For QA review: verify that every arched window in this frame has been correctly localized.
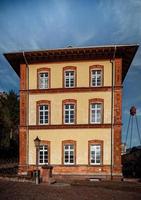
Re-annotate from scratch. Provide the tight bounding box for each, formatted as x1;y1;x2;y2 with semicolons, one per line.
62;99;77;124
37;68;51;89
88;140;103;165
63;66;77;88
38;140;50;165
36;100;51;125
89;98;104;124
89;65;104;87
62;140;76;165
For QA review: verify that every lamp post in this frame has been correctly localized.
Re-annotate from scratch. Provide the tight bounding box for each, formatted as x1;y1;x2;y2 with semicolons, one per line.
34;136;41;184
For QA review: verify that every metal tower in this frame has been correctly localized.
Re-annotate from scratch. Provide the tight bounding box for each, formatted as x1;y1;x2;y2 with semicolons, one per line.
125;106;141;148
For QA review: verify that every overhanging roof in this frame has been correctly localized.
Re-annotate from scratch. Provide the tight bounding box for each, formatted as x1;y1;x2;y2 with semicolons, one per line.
4;44;139;82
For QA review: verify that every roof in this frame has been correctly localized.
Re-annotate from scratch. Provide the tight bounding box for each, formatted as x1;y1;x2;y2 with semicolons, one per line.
4;44;139;81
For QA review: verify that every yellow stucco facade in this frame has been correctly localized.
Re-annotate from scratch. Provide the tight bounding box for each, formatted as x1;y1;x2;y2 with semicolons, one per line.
29;60;112;89
29;92;111;125
28;129;111;165
27;60;113;169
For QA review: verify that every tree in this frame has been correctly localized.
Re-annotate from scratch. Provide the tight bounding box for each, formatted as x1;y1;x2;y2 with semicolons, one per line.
0;91;19;158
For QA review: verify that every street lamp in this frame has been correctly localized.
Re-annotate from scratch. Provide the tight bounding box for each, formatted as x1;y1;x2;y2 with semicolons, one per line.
34;136;41;184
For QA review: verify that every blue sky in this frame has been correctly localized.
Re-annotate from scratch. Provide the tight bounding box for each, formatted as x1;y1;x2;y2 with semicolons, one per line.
0;0;141;147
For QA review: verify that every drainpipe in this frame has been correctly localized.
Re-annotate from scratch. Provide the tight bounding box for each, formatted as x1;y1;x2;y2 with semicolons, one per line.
22;52;29;172
110;46;116;180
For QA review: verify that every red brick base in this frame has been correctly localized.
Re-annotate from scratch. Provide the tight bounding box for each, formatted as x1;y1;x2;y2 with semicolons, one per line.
24;164;122;181
53;165;110;174
52;165;122;181
53;174;122;182
18;165;28;175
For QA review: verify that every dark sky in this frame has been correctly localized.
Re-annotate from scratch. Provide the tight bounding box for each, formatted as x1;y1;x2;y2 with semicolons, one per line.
0;0;141;147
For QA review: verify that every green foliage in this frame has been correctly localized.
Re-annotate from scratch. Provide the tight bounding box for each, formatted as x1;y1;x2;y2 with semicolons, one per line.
122;148;141;178
0;90;19;158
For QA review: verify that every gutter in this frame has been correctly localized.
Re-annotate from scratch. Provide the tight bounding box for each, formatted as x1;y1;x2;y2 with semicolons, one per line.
110;45;116;180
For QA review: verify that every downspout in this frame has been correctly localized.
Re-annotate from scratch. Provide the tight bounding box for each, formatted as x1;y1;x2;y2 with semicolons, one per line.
22;52;29;172
110;46;116;180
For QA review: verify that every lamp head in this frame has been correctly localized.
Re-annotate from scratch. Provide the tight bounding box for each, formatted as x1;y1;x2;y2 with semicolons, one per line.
34;136;41;148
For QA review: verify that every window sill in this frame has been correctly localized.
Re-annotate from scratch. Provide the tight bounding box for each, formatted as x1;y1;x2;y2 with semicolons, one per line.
89;164;103;166
63;123;76;125
38;88;49;90
63;164;76;166
39;164;49;166
90;85;103;87
38;123;49;125
90;122;102;124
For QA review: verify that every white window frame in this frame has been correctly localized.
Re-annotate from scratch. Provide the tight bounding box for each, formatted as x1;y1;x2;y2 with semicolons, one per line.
64;104;75;124
39;105;49;125
91;69;102;87
39;72;49;89
64;70;75;88
64;144;74;165
39;145;48;165
90;103;102;124
90;144;101;165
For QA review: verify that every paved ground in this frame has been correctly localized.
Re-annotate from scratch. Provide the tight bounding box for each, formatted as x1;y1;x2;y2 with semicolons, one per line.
0;179;141;200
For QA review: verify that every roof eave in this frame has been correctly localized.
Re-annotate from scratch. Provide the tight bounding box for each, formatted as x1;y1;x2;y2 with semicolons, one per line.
4;44;139;82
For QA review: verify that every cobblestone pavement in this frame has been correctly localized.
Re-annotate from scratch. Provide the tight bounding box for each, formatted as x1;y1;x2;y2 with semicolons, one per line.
0;179;141;200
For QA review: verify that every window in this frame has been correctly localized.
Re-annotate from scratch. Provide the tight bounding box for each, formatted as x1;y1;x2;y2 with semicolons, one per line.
89;65;103;87
65;71;75;87
91;70;102;86
39;105;49;124
39;73;49;89
62;140;76;165
36;100;51;125
63;99;77;124
64;144;74;165
63;66;76;88
37;68;50;89
90;145;101;165
89;99;103;124
90;103;102;124
64;104;75;124
88;140;103;165
39;145;48;164
38;141;50;165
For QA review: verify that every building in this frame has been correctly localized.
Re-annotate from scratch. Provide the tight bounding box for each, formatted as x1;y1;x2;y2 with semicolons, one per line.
4;44;138;180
